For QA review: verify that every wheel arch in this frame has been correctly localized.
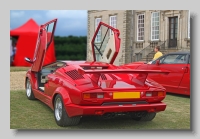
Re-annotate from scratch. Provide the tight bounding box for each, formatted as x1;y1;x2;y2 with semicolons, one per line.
25;72;36;90
51;87;72;110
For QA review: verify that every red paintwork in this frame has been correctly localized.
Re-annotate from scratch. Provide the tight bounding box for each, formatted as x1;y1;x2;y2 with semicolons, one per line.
124;56;190;96
31;19;57;72
25;19;168;119
65;102;166;117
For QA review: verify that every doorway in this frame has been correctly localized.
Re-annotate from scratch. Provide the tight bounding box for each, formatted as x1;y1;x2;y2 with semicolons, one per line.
169;16;178;48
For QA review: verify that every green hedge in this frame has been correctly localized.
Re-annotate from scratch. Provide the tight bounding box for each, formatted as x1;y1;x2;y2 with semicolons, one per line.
54;36;87;60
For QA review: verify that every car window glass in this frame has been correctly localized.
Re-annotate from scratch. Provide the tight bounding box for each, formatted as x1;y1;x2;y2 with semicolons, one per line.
188;55;190;64
45;22;55;48
92;25;116;63
151;56;163;64
162;54;187;64
159;56;165;64
175;54;187;63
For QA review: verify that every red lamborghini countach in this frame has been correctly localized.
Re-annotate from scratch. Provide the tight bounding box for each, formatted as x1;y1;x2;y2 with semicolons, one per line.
25;18;169;127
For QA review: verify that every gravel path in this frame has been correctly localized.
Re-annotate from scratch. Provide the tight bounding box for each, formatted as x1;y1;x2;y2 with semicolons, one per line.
10;71;26;91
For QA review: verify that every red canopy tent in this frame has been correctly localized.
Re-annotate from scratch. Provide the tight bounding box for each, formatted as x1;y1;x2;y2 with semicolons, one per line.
10;18;56;67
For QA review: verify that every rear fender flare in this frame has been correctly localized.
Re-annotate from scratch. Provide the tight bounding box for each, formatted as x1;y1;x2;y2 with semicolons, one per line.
52;87;72;110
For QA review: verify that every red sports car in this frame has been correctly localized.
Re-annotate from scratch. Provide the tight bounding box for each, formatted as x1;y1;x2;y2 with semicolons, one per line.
25;18;169;127
123;52;190;96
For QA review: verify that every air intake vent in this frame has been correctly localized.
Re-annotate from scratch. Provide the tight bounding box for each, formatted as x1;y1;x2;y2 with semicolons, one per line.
109;74;118;80
101;74;107;80
66;70;84;80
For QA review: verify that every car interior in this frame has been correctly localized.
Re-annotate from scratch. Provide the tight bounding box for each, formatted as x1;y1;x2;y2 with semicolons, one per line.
37;61;66;92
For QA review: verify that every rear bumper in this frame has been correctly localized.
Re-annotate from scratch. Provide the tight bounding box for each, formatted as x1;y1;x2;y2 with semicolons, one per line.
65;102;166;117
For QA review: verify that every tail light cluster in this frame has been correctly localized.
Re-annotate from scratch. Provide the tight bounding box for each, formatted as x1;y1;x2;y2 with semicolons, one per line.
145;91;165;97
83;93;104;99
83;91;165;100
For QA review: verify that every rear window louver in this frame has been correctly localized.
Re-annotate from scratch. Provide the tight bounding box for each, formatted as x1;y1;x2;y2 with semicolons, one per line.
65;70;84;80
109;74;118;80
101;74;107;80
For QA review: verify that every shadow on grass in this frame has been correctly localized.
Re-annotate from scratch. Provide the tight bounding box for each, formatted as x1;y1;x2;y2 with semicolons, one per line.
10;90;190;130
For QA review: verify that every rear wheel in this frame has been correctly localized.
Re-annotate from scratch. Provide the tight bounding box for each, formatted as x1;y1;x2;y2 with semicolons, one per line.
26;78;35;100
54;94;81;126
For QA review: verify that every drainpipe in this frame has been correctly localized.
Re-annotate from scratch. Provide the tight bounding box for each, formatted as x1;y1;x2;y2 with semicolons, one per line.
162;11;166;49
163;11;165;49
180;11;182;49
130;11;132;62
130;10;134;62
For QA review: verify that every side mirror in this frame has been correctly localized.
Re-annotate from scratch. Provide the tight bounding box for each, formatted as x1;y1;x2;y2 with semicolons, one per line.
156;60;160;66
25;57;33;64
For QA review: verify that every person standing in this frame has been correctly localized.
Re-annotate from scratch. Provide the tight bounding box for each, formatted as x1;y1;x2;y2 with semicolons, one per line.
153;46;163;60
10;38;13;66
12;41;17;61
148;46;163;64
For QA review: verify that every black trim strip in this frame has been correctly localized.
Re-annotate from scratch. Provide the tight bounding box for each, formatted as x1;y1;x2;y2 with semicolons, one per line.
101;101;148;106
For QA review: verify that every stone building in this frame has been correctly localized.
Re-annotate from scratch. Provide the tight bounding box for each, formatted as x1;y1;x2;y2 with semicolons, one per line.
87;10;190;65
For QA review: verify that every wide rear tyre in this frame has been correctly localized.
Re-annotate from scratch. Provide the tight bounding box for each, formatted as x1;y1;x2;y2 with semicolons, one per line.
54;94;81;127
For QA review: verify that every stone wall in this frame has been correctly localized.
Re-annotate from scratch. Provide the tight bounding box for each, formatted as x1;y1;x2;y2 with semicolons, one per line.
87;10;190;64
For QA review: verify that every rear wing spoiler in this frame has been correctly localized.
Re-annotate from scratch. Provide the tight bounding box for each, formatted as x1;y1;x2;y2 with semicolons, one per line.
78;68;169;85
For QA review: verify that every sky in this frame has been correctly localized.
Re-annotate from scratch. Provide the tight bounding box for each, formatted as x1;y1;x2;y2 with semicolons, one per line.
10;10;87;36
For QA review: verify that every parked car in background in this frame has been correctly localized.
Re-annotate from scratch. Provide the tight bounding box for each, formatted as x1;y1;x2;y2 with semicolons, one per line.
123;52;190;96
24;18;169;127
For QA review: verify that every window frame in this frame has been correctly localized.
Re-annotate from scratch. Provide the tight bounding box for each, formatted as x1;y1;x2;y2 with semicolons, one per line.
109;15;117;35
137;13;145;41
95;18;102;43
151;12;160;41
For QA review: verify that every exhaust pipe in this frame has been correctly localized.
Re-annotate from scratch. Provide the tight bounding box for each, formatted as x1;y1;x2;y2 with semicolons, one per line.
102;113;116;119
130;111;147;118
136;112;143;117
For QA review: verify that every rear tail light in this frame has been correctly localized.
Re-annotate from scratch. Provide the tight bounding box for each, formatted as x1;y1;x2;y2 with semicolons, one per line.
145;91;165;97
146;92;152;97
97;93;104;98
158;91;165;96
83;93;104;99
146;92;157;97
83;93;90;99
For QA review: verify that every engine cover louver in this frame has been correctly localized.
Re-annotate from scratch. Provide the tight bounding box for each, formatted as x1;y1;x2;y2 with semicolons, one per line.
109;74;118;80
101;74;107;80
66;70;84;80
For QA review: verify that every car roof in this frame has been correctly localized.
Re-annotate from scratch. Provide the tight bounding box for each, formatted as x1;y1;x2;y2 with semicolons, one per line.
165;51;190;55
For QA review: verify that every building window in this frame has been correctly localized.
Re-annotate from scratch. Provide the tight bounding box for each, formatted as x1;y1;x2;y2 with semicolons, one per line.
95;18;101;42
110;15;117;35
188;10;190;38
137;14;145;41
151;12;160;40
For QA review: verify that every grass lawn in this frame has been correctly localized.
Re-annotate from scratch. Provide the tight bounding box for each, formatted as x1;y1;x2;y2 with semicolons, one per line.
10;90;190;130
